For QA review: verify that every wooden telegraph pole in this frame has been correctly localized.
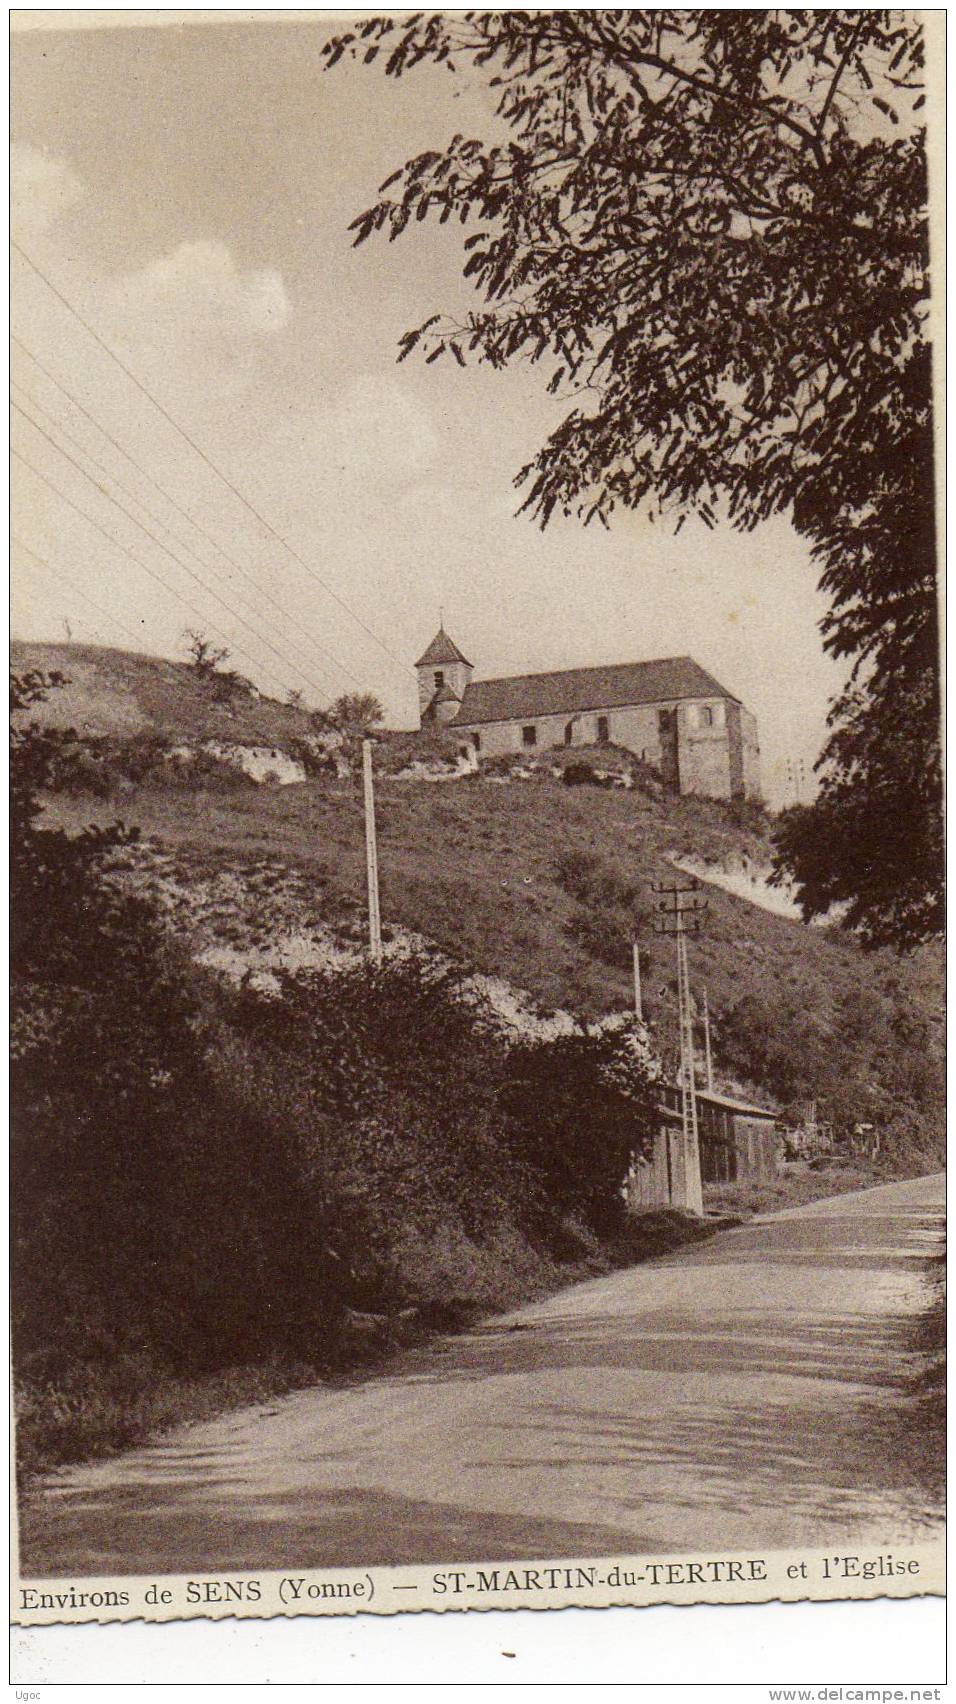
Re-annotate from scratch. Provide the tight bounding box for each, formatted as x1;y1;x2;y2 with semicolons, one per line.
653;878;708;1215
632;940;643;1023
702;986;714;1092
362;738;382;962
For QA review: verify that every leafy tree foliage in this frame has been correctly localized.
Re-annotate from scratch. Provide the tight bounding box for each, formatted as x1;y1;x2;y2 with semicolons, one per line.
12;674;660;1469
182;629;255;701
329;690;386;768
772;665;942;948
11;670;148;1000
499;1023;660;1232
330;690;386;734
326;10;939;948
11;671;336;1417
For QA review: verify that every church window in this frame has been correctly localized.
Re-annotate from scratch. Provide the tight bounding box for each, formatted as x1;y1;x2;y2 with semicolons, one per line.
472;732;481;752
522;724;537;748
434;670;444;689
564;721;574;746
698;704;714;728
597;715;610;743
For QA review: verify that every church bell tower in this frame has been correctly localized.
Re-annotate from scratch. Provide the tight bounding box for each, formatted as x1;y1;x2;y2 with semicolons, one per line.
414;626;473;728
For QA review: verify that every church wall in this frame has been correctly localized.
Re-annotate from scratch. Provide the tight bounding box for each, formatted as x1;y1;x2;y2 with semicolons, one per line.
723;703;762;801
456;701;667;763
591;703;664;763
677;700;733;800
455;712;570;758
454;693;756;802
740;706;762;800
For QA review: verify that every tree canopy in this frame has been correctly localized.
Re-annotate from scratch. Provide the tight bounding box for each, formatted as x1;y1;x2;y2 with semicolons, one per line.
326;9;940;949
329;691;386;735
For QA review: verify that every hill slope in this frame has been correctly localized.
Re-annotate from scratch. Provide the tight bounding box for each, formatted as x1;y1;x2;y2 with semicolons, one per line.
15;640;944;1165
11;639;316;749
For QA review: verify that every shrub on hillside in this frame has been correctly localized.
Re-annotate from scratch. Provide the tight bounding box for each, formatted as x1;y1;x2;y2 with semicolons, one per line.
183;631;256;701
161;747;259;792
565;907;635;971
498;1022;659;1233
12;674;661;1472
555;850;647;969
554;848;639;911
224;959;659;1258
288;734;342;779
562;760;604;788
19;720;262;799
714;993;817;1105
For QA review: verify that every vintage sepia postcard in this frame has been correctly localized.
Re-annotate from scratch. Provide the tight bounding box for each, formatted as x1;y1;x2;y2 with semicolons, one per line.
10;6;944;1646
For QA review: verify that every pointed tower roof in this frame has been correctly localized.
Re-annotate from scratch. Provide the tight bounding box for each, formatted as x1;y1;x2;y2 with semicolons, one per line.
431;681;462;705
415;627;472;669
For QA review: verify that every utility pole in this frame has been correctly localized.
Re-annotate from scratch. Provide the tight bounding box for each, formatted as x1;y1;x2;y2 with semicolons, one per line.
362;738;382;962
702;986;714;1092
632;940;643;1024
653;878;708;1215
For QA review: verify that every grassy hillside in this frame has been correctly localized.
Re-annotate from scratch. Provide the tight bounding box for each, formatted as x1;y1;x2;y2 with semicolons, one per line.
17;641;943;1170
12;642;943;1474
11;639;316;750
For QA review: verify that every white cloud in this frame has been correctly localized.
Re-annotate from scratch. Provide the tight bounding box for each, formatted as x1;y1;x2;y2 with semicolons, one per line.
95;239;292;402
11;143;86;242
104;239;290;339
324;376;439;475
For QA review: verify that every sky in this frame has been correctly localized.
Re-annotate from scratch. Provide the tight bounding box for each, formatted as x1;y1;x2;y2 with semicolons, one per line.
11;14;847;805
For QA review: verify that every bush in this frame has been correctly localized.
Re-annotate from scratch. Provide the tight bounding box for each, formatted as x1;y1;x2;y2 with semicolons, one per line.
562;761;604;787
564;907;634;970
554;848;638;911
164;748;258;791
715;993;817;1104
12;680;662;1474
555;850;646;969
12;671;666;1475
288;735;341;779
498;1022;659;1233
109;731;171;784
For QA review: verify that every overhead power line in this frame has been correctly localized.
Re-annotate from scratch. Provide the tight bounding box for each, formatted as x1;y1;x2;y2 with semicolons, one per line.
13;534;153;653
12;400;336;705
13;240;415;680
12;444;297;703
11;338;364;692
11;388;342;701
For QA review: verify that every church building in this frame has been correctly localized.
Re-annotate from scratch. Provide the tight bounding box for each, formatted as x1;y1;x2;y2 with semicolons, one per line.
415;627;761;802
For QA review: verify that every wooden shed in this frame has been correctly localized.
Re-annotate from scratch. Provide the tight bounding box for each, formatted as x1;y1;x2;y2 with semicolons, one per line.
628;1085;779;1211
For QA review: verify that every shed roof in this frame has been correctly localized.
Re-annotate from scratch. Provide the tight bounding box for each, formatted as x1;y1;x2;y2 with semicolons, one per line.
698;1089;778;1120
453;656;737;727
660;1083;778;1121
415;628;473;669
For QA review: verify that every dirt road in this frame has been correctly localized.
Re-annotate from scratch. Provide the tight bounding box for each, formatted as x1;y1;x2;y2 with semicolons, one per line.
19;1174;944;1576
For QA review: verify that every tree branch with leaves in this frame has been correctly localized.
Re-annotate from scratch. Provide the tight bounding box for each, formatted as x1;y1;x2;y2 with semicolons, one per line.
326;9;939;948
